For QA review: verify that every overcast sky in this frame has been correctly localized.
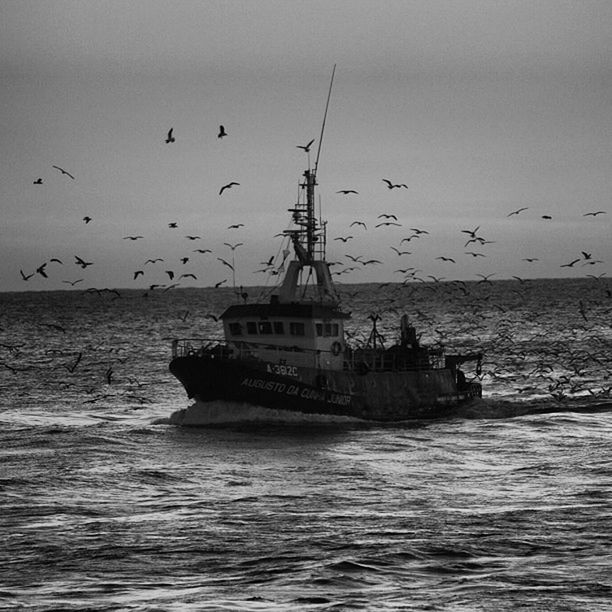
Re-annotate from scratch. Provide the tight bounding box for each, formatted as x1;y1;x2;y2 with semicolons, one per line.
1;0;610;292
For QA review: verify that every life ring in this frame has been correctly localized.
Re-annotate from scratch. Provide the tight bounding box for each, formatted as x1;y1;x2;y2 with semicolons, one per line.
330;341;342;356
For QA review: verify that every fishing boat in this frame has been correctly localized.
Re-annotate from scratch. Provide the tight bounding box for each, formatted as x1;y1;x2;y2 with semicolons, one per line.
168;75;482;426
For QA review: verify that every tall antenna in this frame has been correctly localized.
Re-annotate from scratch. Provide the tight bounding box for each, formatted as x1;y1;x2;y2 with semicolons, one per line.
313;64;336;178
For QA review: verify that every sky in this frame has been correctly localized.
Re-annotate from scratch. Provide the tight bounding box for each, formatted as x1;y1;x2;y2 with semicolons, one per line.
1;0;610;292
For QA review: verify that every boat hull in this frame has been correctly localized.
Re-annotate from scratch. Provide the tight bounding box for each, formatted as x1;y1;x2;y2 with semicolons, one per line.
169;354;481;424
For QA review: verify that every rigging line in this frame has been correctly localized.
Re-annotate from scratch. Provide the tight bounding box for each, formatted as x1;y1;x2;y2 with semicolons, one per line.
313;64;336;179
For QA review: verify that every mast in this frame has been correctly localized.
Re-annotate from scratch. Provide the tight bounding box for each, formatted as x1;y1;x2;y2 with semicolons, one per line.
277;66;339;304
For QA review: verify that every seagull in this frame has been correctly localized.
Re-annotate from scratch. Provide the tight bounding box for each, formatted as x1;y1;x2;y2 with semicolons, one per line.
75;255;93;268
378;214;398;220
350;221;367;229
465;252;486;258
581;251;592;260
185;235;201;240
224;242;243;251
297;139;315;153
507;207;529;217
123;235;144;240
541;215;552;220
133;270;144;279
145;258;164;264
390;247;412;256
180;257;189;264
36;263;48;278
375;221;402;227
410;228;429;235
382;179;407;189
583;211;606;217
179;273;197;280
228;224;244;229
62;279;84;286
334;236;353;242
461;226;480;238
52;165;75;180
219;182;240;195
33;178;43;184
560;259;580;268
193;249;212;254
165;271;175;280
214;279;227;288
476;273;495;284
522;257;539;262
165;128;175;143
168;222;178;228
217;258;234;270
20;269;34;281
337;189;358;195
436;256;456;263
83;216;92;224
218;125;227;138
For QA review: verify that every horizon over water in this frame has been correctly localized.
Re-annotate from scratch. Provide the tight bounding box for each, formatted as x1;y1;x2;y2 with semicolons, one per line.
1;278;611;610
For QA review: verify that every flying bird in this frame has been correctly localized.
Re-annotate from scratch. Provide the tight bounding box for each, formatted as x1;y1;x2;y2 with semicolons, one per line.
219;182;240;195
62;279;83;286
218;125;227;138
165;128;175;143
83;216;92;224
193;249;212;254
378;214;398;220
507;207;529;217
350;221;367;229
375;221;402;227
217;257;234;271
583;211;606;217
20;269;34;281
36;263;48;278
133;270;144;279
436;257;456;263
224;242;243;251
541;215;552;220
123;235;144;240
168;222;178;228
145;258;164;264
390;247;411;256
214;279;227;288
560;259;580;268
33;178;43;184
228;224;244;229
297;139;315;152
179;273;197;280
382;179;407;189
334;236;353;242
337;190;358;195
52;165;75;180
165;271;175;280
74;255;93;268
185;235;201;240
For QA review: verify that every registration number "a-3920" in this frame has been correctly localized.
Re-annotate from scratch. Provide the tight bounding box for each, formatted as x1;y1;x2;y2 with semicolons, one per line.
266;363;298;377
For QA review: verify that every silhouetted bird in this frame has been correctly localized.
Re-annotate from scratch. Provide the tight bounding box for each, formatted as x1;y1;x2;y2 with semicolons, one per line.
214;279;227;288
382;179;407;189
168;222;178;228
507;207;528;216
228;224;244;229
218;125;227;138
583;211;606;216
337;190;358;195
219;182;240;195
123;235;143;240
83;216;92;224
133;270;144;279
52;165;75;180
33;178;43;184
350;221;367;229
165;128;175;143
75;255;93;269
297;139;315;152
542;215;552;220
185;235;201;240
20;270;34;281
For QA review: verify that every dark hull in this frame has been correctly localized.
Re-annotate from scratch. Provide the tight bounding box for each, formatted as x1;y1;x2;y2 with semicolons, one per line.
169;355;481;424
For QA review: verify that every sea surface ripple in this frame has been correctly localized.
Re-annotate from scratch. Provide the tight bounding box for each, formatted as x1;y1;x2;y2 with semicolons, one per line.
1;279;611;610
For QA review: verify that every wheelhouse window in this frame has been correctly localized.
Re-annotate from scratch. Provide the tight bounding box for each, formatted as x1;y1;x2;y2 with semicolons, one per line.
258;321;273;335
289;322;305;336
246;322;258;335
228;322;242;336
316;322;339;337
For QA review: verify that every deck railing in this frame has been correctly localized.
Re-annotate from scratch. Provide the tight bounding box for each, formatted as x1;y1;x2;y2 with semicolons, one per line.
171;338;444;373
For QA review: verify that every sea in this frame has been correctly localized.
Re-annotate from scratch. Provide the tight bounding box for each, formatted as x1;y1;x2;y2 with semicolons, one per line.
1;278;611;611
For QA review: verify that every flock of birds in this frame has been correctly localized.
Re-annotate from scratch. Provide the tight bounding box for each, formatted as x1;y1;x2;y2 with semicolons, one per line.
22;126;608;297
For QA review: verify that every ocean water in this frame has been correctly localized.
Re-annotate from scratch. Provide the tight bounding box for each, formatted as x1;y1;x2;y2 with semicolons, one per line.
1;279;611;611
